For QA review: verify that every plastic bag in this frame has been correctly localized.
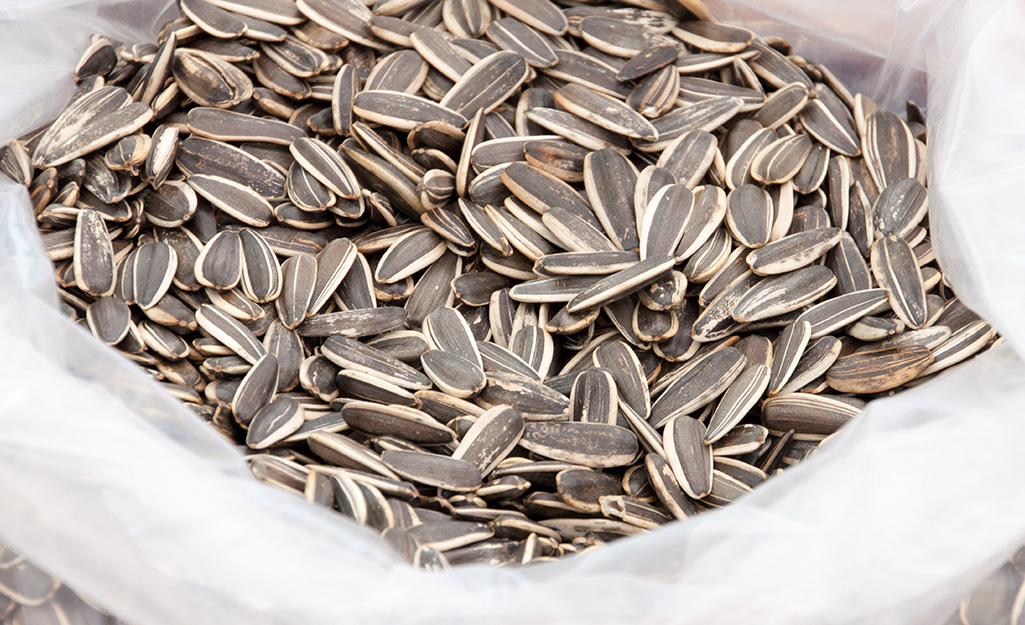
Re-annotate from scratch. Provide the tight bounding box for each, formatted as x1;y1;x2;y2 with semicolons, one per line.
2;0;1025;623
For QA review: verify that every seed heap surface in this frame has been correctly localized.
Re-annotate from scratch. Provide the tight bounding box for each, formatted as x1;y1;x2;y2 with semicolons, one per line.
3;0;999;568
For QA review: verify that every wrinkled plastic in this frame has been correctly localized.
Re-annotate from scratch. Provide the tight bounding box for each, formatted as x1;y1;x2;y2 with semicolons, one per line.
2;0;1025;624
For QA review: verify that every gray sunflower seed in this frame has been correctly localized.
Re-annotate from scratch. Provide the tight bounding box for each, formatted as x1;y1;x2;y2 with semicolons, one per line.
478;340;540;380
566;255;674;313
767;321;812;396
760;393;863;437
128;241;178;308
343;401;456;444
323;336;432;390
792;142;830;194
672;21;754;53
287;162;335;211
297;307;407;338
826;344;933;394
644;453;698;520
600;495;671;529
196;303;267;364
195;230;244;290
873;177;928;239
186;107;305;145
86;296;131;345
172;48;254;109
485;17;556;68
628;65;680;119
188;174;275;227
73;208;115;297
452;405;525;475
421;349;487;397
649;347;746;428
750;134;813;185
555;83;657;141
711;423;769;457
732;265;837;323
726;184;773;248
826;232;873;295
177;137;286;199
747;227;841;275
751;83;810;130
486;0;566;36
571;369;618;425
778;336;843;395
921;320;996;377
382;450;482;491
534;251;639;276
407;519;494;551
663;415;713;499
691;268;758;342
655;130;715;188
238;228;283;303
674;185;727;262
526;107;633;154
443;0;492;38
231;353;279;426
578;16;679;58
375;228;448;284
863;111;917;191
637;96;745;153
640;184;692;260
795;289;890;339
289;137;360;199
247;396;305;449
870;233;927;329
578;149;638;251
594;340;650;422
140;181;197;228
543;49;632;100
557;469;622;514
440;51;530;117
308;432;399;480
799;84;860;157
617;45;679;81
477;372;569;421
541;208;618;254
520;422;638;468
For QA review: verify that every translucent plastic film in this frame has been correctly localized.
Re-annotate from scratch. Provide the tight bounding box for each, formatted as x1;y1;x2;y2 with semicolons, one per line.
2;1;1025;624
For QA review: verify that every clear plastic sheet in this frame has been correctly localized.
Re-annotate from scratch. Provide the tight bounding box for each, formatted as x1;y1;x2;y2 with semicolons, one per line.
2;0;1025;623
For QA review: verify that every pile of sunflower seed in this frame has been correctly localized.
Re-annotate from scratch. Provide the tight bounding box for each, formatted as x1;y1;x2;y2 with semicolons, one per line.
1;0;1000;568
0;543;125;625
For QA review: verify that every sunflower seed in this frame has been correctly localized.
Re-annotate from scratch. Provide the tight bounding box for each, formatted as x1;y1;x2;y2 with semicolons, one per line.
72;209;115;297
795;289;890;339
663;415;712;499
555;83;657;141
451;405;524;475
800;84;860;157
441;51;530;117
760;393;862;437
732;265;837;323
863;111;917;191
382;450;482;491
342;401;456;444
826;344;933;394
871;233;927;329
726;184;773;249
649;347;746;428
486;0;566;36
231;354;279;426
128;242;178;308
519;422;638;468
322;336;432;390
